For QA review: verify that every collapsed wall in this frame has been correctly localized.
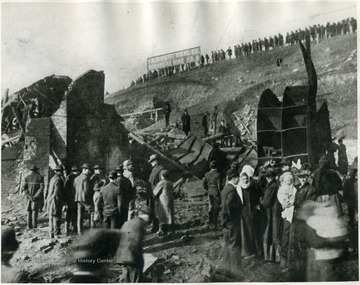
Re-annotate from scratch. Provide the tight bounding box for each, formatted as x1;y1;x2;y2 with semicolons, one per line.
65;70;129;171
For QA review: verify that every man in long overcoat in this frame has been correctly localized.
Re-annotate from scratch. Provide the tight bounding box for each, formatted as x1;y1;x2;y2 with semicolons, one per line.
63;166;80;234
74;163;94;234
220;169;242;276
181;109;191;136
114;205;151;283
153;170;174;237
203;160;223;229
23;164;44;229
148;154;165;232
100;171;122;229
115;166;135;228
260;168;282;262
46;165;65;238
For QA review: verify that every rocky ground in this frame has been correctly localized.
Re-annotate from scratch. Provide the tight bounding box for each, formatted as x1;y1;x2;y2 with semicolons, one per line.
1;180;358;283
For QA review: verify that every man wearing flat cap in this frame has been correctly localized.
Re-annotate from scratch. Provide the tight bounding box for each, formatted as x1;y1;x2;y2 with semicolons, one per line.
148;154;165;233
46;165;65;238
114;205;152;283
23;164;44;229
99;171;122;229
220;168;242;276
203;160;223;230
64;166;80;234
74;163;94;235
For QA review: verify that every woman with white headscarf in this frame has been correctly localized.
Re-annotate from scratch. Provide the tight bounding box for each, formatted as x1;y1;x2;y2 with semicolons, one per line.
237;165;263;259
277;172;297;269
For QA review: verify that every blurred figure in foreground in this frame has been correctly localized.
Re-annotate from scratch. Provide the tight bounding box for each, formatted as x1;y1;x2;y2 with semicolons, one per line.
114;205;152;283
1;226;28;283
296;167;349;281
69;229;120;283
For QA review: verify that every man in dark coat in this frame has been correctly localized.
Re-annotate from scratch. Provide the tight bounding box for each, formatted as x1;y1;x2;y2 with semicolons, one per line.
23;164;44;229
74;163;94;235
115;166;135;228
260;168;282;262
164;103;171;128
1;226;28;283
220;169;242;277
181;109;191;136
201;111;209;137
114;205;151;283
46;165;65;238
203;160;223;230
64;166;80;234
148;154;165;232
100;171;122;229
90;165;109;191
337;138;348;175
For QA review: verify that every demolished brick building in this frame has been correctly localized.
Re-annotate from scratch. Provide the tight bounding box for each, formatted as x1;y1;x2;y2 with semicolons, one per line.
2;70;129;191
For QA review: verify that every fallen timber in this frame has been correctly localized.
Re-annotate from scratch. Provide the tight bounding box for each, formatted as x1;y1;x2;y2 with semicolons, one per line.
129;131;199;179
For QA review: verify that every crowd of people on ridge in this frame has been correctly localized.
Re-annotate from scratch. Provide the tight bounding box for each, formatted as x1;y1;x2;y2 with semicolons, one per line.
129;17;356;87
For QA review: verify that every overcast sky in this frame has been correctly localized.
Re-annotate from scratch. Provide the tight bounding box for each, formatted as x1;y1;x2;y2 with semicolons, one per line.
1;0;357;95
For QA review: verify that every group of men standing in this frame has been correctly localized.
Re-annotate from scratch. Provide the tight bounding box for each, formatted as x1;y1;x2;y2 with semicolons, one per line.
23;161;136;238
22;152;176;241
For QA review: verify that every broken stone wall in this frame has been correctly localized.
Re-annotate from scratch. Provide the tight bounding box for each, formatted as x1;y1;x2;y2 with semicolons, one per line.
66;70;129;171
22;118;51;189
50;98;67;163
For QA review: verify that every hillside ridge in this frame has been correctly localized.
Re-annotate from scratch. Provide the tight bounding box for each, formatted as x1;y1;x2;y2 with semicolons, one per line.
106;33;357;139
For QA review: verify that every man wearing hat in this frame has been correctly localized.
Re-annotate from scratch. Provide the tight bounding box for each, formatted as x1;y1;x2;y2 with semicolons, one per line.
99;171;122;229
46;165;65;238
74;163;94;235
294;170;315;209
115;165;135;228
90;165;109;192
2;226;28;282
123;160;135;187
181;109;191;136
220;168;242;276
148;154;165;232
260;168;282;262
153;169;175;237
203;160;223;230
114;205;152;283
23;164;44;229
64;166;80;234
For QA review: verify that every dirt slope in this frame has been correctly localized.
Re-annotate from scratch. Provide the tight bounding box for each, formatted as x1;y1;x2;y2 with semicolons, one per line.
106;33;357;140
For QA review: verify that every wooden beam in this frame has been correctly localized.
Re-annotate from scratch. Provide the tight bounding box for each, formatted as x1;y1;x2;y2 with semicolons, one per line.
129;132;199;179
203;132;225;142
121;108;163;117
219;147;244;153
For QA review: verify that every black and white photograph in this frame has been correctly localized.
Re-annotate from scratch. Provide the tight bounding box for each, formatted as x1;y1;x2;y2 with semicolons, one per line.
1;0;358;282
